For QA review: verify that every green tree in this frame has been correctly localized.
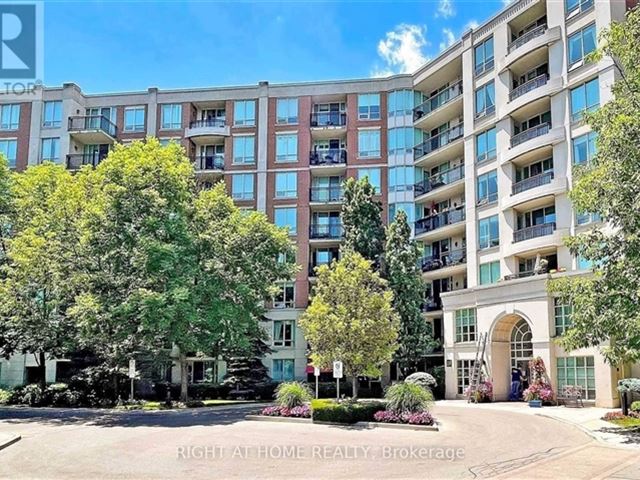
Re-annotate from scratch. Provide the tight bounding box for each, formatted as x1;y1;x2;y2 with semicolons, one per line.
385;210;435;377
0;156;12;269
299;251;399;398
548;9;640;364
341;177;385;265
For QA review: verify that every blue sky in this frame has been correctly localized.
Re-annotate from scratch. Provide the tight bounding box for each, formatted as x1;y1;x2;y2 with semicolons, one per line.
43;0;511;93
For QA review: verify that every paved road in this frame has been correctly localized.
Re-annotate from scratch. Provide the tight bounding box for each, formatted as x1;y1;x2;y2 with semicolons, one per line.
0;403;638;479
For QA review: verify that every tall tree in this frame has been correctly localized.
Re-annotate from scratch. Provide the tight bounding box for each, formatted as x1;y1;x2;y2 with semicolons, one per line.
385;211;435;377
341;177;385;265
300;251;399;398
548;8;640;364
0;156;12;269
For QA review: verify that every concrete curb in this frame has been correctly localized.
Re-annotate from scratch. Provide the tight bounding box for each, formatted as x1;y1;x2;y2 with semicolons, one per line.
245;415;311;424
0;434;21;451
245;415;438;431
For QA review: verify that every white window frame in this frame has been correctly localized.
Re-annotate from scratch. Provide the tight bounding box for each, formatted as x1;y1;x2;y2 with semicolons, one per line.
272;359;295;382
357;167;381;192
124;106;145;132
276;133;298;163
358;93;381;120
0;104;20;130
234;100;256;126
233;135;255;165
231;173;254;200
455;308;477;343
275;172;297;199
42;101;62;128
161;104;182;130
274;207;297;235
358;129;381;158
273;282;295;309
273;320;295;347
0;138;17;168
40;137;60;162
276;98;298;125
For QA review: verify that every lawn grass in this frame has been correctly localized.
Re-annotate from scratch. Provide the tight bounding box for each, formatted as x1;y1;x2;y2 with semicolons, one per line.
609;417;640;428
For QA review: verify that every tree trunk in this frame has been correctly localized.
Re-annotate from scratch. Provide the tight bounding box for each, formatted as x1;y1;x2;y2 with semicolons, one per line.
36;352;46;390
180;354;189;402
352;376;359;399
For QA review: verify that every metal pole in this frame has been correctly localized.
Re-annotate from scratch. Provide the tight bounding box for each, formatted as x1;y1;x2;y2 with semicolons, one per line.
336;379;340;401
130;378;134;402
315;375;319;399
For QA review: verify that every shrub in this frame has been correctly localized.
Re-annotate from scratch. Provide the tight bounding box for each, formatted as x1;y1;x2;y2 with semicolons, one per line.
631;401;640;413
373;410;435;425
261;406;283;416
0;389;11;405
274;382;312;409
465;380;493;403
523;382;554;403
185;400;205;408
603;411;626;421
384;383;434;414
260;405;311;418
47;383;82;408
405;372;437;390
618;378;640;394
16;384;45;406
311;399;385;424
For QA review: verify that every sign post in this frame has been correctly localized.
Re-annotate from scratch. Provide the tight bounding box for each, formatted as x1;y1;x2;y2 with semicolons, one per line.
333;361;343;401
128;359;136;401
313;366;320;399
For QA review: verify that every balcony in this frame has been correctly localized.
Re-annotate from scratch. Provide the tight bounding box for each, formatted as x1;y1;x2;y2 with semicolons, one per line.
512;171;553;195
421;249;466;273
309;224;343;240
508;25;547;55
310;112;347;130
310;186;343;203
67;115;117;144
413;82;463;129
66;153;107;170
413;123;464;166
421;297;442;313
510;123;550;148
414;164;464;200
309;149;347;167
509;75;549;102
501;26;561;73
192;154;224;173
503;270;536;281
185;119;230;143
415;206;465;237
513;222;555;243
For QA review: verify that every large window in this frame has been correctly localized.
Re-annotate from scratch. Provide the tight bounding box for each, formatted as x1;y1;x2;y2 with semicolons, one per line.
388;90;419;117
42;101;62;128
233;136;255;164
566;0;594;16
273;320;295;347
358;129;381;158
0;104;20;130
388;127;419;155
388;166;414;192
568;23;597;67
41;137;60;162
272;359;295;382
476;127;496;163
517;205;556;230
556;356;595;400
474;36;494;77
276;134;297;163
388;202;416;223
0;139;17;168
275;172;297;198
124;106;145;132
455;309;477;343
576;211;601;225
477;170;498;205
457;360;473;394
274;207;297;235
554;299;573;336
276;98;298;124
570;78;599;122
274;282;295;309
358;93;381;120
475;81;495;118
577;255;592;270
357;167;381;192
231;173;254;200
234;100;256;126
573;132;597;165
161;104;182;129
478;215;499;249
479;261;500;285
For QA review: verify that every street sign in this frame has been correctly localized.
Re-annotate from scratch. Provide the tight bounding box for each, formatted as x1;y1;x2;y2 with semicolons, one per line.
333;361;343;379
128;359;136;379
314;366;320;377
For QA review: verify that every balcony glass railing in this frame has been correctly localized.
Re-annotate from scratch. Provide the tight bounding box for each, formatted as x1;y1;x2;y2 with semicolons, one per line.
68;115;117;137
509;74;549;102
512;170;553;195
310;186;343;202
189;118;226;128
413;82;463;122
66;153;107;169
510;122;550;148
507;24;547;54
513;221;555;243
309;149;347;166
413;123;464;160
309;223;343;239
193;154;224;171
415;206;465;235
310;112;347;127
414;164;464;197
503;270;536;281
420;249;466;273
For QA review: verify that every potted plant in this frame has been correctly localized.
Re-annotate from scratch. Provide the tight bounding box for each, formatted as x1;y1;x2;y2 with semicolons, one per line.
523;357;554;407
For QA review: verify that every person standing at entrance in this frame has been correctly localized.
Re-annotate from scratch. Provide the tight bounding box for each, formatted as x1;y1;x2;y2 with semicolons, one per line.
509;368;521;401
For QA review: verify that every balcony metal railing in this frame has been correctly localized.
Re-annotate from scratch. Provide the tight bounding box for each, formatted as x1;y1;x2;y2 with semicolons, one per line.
421;297;442;312
513;221;556;243
189;118;226;128
413;81;463;122
510;122;550;148
507;24;547;54
509;74;549;102
310;186;343;203
68;115;117;137
193;154;224;171
512;170;554;195
503;270;536;281
420;249;466;273
415;206;465;235
66;153;107;170
309;223;343;240
309;149;347;166
414;164;465;197
413;123;464;160
310;112;347;127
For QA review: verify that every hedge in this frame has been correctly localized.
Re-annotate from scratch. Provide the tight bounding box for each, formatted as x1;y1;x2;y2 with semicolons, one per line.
311;399;386;424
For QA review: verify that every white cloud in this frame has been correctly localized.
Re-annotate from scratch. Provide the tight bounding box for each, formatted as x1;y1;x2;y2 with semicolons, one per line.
437;0;455;18
439;28;456;51
464;19;479;32
372;24;429;76
503;0;516;5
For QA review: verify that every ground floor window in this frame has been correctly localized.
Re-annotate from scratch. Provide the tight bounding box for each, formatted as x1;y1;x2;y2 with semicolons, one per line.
457;360;473;394
189;360;216;384
273;359;295;382
556;356;595;400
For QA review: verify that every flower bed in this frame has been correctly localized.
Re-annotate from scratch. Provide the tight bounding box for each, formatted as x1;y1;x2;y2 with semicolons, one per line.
373;410;435;425
261;405;311;418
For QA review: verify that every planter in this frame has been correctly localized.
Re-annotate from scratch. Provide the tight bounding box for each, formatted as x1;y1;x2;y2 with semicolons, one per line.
529;399;543;408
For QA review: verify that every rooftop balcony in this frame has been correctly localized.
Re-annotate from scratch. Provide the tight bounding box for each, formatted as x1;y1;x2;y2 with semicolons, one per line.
415;206;465;238
185;119;230;144
413;123;464;167
309;223;343;241
68;115;117;144
513;222;555;243
414;164;465;201
413;81;463;130
310;186;343;203
66;152;107;170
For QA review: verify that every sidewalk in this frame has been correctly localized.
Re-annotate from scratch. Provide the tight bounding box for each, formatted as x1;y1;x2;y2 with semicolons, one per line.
437;399;639;448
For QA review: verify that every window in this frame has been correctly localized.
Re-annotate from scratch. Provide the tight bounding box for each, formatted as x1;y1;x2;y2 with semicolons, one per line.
388;127;420;155
0;139;17;168
233;136;255;164
272;359;295;382
40;138;60;162
358;129;381;157
571;78;599;122
273;320;295;347
556;356;595;400
276;98;298;124
275;172;297;198
573;132;597;165
0;104;20;130
475;81;495;118
477;170;498;205
231;173;254;200
457;360;473;394
388;202;416;223
388;166;414;192
576;211;601;225
474;36;494;76
516;158;553;183
358;93;380;120
517;205;556;230
554;299;573;336
274;207;297;235
476;127;496;163
568;23;597;67
42;101;62;128
388;90;419;117
234;100;256;126
566;0;594;16
274;282;295;309
161;104;182;129
479;261;500;285
276;134;298;162
455;309;477;343
577;255;592;270
189;360;216;384
124;107;145;132
478;215;499;249
357;167;381;192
